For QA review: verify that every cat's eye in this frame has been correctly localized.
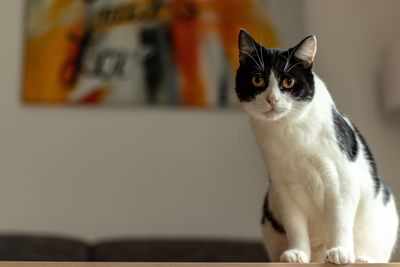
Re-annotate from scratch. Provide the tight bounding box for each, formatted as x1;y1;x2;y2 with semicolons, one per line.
252;76;265;88
282;77;296;89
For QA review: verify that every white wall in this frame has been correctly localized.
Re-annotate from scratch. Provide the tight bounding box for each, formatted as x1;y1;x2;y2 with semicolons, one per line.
265;0;304;46
0;0;301;241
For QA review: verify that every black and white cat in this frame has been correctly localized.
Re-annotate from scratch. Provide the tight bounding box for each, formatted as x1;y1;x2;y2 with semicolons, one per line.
235;29;398;264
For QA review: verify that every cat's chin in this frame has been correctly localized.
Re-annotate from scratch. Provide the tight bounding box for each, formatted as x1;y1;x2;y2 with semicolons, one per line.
242;103;291;122
252;110;289;122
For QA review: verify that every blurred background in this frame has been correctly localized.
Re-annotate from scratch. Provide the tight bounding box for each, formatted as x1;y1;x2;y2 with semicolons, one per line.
0;0;399;262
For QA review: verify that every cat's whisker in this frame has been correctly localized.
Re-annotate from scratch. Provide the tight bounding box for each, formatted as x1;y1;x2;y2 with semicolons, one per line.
227;47;264;70
260;36;265;70
232;114;247;153
239;50;263;70
284;50;290;70
286;62;303;73
284;48;296;72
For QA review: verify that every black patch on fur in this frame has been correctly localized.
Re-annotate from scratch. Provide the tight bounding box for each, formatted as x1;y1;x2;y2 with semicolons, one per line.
352;125;382;195
235;33;315;103
382;184;391;205
332;108;359;161
261;193;286;234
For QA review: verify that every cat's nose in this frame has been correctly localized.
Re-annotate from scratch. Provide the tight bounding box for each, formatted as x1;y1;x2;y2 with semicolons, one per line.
266;95;278;106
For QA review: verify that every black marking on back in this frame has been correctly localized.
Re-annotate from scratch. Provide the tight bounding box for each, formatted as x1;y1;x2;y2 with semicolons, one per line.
382;184;391;205
262;193;286;234
352;125;381;195
332;108;359;161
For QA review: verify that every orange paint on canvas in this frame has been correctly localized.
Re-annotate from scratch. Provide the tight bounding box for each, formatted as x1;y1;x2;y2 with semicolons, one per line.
23;22;85;103
170;0;207;107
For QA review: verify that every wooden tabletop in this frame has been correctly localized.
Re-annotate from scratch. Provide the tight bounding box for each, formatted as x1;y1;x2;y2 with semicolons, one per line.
0;263;396;267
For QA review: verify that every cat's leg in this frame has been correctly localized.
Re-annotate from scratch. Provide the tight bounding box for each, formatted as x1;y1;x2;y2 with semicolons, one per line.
276;193;311;263
353;200;377;263
353;196;398;263
324;183;357;264
261;190;288;261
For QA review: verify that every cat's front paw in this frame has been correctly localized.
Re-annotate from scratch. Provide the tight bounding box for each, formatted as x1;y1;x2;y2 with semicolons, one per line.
280;249;309;263
326;247;355;265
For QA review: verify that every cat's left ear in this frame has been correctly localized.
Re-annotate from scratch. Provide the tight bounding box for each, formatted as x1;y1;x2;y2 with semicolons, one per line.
238;29;261;64
293;35;317;64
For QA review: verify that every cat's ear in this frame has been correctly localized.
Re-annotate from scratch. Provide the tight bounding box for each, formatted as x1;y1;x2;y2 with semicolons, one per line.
293;35;317;64
238;29;261;64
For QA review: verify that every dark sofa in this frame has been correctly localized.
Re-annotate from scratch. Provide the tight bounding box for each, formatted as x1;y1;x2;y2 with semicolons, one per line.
0;235;269;262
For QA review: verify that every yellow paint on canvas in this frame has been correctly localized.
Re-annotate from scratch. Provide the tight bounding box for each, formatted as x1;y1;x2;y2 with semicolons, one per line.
23;22;84;103
46;0;75;22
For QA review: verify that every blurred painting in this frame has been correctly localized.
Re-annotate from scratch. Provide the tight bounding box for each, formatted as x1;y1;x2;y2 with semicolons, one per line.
22;0;278;107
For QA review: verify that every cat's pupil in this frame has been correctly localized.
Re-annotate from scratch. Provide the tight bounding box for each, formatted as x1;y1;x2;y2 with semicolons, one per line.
254;76;264;84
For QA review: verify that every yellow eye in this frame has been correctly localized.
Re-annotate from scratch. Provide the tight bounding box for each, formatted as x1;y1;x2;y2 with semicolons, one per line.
252;76;265;88
282;77;296;89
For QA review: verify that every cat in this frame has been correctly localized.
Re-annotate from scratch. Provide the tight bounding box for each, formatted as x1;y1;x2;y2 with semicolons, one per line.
235;29;399;264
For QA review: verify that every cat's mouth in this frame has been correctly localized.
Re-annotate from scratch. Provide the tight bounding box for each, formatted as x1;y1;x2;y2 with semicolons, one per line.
263;106;280;114
261;106;288;120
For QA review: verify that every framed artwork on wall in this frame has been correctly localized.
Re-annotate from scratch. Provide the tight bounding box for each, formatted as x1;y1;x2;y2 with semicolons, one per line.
22;0;278;107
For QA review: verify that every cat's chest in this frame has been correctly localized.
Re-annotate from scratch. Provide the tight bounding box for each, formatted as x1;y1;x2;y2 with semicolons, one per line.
255;124;331;167
253;122;335;209
266;145;328;211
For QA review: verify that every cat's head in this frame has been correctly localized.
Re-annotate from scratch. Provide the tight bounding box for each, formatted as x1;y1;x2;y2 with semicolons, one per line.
235;29;317;122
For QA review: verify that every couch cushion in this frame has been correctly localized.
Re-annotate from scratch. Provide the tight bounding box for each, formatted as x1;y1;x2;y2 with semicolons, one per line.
0;234;90;261
93;239;269;262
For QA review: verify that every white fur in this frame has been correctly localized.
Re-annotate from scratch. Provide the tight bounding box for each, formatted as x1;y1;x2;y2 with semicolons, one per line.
243;74;398;263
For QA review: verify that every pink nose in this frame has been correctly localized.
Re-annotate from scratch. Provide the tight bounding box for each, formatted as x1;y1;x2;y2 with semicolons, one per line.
266;95;278;106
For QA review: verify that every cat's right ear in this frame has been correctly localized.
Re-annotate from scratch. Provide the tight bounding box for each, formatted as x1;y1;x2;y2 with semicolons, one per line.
293;35;317;64
238;29;259;64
